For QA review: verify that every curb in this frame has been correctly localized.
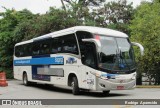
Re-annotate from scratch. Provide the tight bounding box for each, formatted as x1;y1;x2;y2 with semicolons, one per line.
136;86;160;88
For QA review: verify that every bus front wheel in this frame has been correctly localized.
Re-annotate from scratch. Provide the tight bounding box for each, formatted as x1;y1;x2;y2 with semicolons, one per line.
71;77;80;95
23;73;30;86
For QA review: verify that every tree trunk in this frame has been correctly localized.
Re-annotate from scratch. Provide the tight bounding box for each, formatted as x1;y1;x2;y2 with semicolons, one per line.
60;0;67;12
136;73;142;85
149;78;151;85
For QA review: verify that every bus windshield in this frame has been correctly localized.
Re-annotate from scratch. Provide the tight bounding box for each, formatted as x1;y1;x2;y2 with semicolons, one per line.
98;36;136;73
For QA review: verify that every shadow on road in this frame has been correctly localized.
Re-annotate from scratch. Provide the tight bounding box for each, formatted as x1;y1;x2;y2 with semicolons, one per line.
80;92;130;98
20;83;131;98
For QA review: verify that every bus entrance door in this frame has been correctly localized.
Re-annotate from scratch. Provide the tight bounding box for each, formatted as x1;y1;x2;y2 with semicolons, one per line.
80;43;97;89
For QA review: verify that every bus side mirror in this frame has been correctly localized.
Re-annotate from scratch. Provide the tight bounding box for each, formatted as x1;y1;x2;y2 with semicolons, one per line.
82;39;101;52
131;42;144;56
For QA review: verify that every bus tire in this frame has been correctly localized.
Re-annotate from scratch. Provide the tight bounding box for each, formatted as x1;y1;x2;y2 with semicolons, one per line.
71;77;80;95
102;90;110;95
23;73;30;86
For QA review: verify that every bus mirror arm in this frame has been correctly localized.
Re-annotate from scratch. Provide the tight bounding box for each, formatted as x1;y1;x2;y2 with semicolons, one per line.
131;42;144;56
82;39;102;52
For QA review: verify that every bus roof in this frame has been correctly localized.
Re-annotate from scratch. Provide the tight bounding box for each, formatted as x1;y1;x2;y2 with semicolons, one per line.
74;26;128;37
15;26;128;46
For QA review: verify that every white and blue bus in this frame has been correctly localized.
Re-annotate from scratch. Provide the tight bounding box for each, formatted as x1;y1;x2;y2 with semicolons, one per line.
14;26;144;95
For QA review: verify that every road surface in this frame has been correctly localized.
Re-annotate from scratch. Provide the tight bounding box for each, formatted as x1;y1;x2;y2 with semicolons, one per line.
0;80;160;108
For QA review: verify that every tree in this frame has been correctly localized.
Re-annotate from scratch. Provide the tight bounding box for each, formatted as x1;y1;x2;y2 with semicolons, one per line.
130;0;160;85
0;9;18;67
63;0;105;7
13;7;80;41
61;0;106;26
62;0;134;32
0;9;35;67
95;0;134;34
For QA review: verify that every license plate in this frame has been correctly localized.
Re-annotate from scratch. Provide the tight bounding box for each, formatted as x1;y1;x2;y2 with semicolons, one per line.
110;75;115;79
117;86;124;90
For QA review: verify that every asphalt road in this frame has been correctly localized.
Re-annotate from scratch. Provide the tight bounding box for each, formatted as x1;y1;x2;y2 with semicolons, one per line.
0;80;160;108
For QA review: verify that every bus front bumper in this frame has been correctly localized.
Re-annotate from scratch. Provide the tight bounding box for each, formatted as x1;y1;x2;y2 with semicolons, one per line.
97;78;136;91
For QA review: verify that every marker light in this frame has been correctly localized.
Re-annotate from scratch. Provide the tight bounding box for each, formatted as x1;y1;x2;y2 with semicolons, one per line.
95;35;100;40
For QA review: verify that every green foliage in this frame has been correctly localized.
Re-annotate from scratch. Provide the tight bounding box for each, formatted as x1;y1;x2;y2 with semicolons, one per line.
130;1;160;85
0;9;36;79
0;9;35;68
0;9;17;68
0;67;13;79
63;0;105;6
102;0;134;34
13;7;80;41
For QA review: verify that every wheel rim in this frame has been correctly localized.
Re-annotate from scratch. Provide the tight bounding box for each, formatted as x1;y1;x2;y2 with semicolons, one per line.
71;81;74;88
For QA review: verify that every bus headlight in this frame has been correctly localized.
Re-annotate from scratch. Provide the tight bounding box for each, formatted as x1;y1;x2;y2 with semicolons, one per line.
95;73;101;77
90;72;101;77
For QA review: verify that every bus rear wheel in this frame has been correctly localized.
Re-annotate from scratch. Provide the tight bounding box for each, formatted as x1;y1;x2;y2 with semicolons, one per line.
71;77;80;95
23;73;30;86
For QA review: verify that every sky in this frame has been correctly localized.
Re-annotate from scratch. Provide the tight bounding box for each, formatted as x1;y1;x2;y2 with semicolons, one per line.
0;0;151;14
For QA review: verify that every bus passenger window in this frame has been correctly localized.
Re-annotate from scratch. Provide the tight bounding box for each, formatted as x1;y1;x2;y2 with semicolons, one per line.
54;34;78;55
61;34;78;54
40;43;50;54
32;43;40;55
33;50;40;55
51;48;58;53
51;38;60;54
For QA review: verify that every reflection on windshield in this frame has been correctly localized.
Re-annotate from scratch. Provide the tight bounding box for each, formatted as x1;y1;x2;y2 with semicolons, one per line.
98;36;136;72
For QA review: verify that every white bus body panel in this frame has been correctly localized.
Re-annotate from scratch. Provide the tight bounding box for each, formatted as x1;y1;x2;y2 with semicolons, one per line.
14;56;32;80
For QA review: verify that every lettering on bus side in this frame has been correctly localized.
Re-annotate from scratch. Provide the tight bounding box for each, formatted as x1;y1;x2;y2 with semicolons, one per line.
14;57;64;65
66;57;77;64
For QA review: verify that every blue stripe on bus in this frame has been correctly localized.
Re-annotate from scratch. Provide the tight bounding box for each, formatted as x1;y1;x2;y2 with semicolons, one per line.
101;74;118;77
14;56;64;65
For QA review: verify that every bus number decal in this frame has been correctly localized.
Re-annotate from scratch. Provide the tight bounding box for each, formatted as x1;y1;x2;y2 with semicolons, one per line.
55;57;63;63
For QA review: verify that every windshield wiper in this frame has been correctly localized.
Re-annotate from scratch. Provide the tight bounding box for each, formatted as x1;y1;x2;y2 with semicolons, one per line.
112;50;119;71
119;50;131;72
